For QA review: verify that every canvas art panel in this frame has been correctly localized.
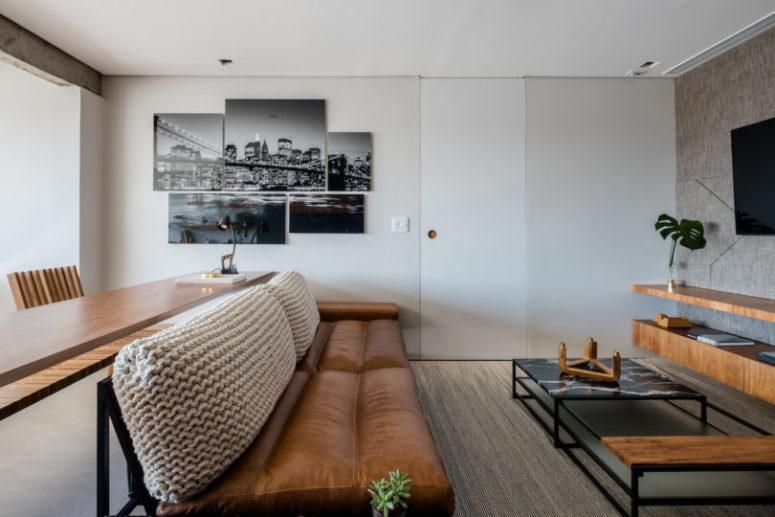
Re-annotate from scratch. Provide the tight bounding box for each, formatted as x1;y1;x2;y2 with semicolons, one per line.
168;193;286;244
154;114;224;191
289;194;365;234
224;100;326;192
327;132;372;191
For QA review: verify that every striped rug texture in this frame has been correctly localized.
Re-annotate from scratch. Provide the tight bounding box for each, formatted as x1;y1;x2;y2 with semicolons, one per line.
410;359;775;517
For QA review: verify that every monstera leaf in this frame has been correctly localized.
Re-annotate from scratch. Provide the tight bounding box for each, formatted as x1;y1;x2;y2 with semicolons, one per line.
655;213;706;268
655;214;706;249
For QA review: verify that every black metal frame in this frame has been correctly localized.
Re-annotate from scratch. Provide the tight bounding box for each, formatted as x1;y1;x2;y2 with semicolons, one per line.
97;378;159;517
512;359;775;517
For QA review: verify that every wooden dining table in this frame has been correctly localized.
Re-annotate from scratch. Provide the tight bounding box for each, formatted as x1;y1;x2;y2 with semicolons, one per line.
0;271;273;419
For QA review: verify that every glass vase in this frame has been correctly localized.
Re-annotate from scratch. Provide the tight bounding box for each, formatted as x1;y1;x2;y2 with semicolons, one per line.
668;264;676;292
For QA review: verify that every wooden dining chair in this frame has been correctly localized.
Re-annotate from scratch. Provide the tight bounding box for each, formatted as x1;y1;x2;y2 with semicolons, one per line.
1;266;172;421
7;265;86;310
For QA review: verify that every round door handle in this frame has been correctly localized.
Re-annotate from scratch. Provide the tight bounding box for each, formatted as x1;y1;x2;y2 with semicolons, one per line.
427;230;437;239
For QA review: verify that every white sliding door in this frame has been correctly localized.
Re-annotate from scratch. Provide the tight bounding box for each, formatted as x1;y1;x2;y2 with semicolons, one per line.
419;79;526;359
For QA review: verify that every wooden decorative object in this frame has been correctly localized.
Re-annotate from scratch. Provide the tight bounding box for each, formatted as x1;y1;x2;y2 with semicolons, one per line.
652;313;693;329
559;338;621;381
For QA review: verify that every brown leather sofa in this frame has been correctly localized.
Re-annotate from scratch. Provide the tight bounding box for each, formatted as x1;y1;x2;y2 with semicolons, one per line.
134;302;455;516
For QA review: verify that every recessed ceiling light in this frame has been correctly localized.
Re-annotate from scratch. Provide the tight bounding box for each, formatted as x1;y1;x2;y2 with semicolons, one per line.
218;59;233;66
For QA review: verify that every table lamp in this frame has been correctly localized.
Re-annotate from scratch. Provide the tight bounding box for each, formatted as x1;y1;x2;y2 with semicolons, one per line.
217;215;239;274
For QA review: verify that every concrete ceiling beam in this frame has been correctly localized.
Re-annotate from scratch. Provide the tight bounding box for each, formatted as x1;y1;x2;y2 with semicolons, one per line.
0;14;101;96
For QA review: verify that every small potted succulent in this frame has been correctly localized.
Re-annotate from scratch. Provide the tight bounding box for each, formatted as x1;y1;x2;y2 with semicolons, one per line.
368;470;411;517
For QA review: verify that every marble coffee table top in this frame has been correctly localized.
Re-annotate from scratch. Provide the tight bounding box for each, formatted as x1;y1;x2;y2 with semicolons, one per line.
516;358;703;399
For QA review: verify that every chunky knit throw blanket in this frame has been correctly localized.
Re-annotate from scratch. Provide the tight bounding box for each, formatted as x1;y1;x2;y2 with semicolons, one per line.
112;286;296;503
263;270;320;360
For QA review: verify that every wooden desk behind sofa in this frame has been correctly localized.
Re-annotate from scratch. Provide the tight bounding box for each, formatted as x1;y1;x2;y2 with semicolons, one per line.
0;271;274;420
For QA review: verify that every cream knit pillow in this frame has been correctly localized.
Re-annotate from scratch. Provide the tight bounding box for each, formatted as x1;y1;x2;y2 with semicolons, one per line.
262;271;320;360
112;286;295;503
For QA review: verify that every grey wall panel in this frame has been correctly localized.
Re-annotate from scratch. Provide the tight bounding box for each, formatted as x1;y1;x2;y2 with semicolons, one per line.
675;27;775;335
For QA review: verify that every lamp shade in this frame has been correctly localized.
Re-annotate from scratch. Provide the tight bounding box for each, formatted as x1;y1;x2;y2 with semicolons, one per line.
216;215;232;231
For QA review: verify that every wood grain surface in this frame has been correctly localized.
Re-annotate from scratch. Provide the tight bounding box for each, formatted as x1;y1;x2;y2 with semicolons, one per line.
633;319;775;405
0;323;172;420
0;271;273;387
316;301;399;321
632;284;775;323
602;435;775;467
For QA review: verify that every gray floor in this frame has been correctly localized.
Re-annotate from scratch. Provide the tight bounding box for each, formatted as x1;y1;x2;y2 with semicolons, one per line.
0;360;773;516
0;368;136;516
411;359;775;517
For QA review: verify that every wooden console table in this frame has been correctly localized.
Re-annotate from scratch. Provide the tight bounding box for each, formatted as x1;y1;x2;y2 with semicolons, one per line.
0;271;273;419
632;284;775;405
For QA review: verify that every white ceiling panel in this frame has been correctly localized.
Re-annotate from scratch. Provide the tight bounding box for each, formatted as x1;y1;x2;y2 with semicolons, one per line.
0;0;773;77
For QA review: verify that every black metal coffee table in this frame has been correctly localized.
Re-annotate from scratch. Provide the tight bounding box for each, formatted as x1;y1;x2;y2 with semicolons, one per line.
513;358;775;516
513;358;707;447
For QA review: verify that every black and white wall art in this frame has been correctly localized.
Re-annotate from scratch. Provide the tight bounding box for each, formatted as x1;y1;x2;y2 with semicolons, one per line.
168;193;286;244
224;99;326;191
327;132;372;191
289;194;365;234
154;114;224;191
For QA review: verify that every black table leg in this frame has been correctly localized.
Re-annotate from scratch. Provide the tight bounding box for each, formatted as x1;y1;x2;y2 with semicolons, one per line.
630;468;641;517
512;359;517;399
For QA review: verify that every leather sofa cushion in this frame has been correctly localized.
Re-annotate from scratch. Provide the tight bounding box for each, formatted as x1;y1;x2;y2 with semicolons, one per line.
157;367;454;516
317;320;410;372
297;321;332;374
262;271;320;360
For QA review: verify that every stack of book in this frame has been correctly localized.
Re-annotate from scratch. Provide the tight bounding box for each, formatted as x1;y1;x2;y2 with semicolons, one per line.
758;351;775;365
686;329;754;346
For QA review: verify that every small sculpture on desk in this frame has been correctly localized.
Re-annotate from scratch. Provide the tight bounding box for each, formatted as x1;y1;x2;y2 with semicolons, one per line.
558;338;621;381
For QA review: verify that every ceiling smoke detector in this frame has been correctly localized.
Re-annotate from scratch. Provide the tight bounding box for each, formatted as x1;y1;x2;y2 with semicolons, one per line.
625;60;660;77
218;58;233;66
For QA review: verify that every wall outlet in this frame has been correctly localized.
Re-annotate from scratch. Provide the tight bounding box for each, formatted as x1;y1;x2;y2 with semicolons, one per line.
391;216;409;232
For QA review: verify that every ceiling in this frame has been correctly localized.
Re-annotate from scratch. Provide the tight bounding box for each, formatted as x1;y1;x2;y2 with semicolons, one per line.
1;0;774;78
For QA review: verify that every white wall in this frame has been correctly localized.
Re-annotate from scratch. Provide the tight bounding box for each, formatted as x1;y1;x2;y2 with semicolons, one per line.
0;61;81;313
98;75;679;359
525;78;676;357
79;89;105;294
101;76;423;356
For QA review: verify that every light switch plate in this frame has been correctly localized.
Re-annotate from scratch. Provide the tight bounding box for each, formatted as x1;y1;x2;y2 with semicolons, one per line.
391;216;409;232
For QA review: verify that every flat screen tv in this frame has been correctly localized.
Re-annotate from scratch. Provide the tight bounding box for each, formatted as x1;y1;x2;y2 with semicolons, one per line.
731;116;775;235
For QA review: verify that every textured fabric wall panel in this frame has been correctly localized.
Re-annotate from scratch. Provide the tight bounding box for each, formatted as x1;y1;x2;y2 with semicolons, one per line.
675;27;775;342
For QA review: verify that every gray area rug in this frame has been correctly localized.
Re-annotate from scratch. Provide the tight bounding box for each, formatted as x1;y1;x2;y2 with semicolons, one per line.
411;359;775;517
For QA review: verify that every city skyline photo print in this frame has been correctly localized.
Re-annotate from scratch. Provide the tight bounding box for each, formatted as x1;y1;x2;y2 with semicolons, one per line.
168;193;286;244
327;132;372;191
153;114;224;191
289;194;365;234
224;99;326;192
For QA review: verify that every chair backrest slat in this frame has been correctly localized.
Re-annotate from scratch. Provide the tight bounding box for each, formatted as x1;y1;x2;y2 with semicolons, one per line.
53;268;68;301
6;266;85;310
67;265;84;298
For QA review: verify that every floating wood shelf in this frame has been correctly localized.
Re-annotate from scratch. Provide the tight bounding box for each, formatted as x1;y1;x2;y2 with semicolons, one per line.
633;320;775;405
632;284;775;323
